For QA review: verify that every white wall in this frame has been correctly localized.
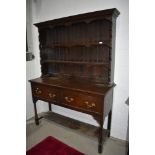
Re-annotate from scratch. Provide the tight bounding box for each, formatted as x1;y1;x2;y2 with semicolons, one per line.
26;0;129;141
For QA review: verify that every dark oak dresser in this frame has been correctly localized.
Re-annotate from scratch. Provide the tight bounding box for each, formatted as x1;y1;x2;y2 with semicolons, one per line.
29;8;120;153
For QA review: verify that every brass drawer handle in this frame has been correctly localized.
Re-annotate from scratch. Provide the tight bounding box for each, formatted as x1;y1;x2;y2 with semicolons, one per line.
49;93;56;98
85;101;96;108
35;88;42;95
65;96;74;103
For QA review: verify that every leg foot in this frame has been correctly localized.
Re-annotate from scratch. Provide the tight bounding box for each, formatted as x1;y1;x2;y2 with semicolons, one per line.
48;102;52;111
35;119;39;125
98;143;103;153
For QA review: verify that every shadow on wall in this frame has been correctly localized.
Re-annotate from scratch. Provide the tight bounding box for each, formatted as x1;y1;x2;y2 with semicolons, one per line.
125;97;129;155
125;97;129;141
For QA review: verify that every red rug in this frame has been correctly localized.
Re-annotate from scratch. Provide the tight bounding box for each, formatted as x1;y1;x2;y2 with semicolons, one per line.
26;136;85;155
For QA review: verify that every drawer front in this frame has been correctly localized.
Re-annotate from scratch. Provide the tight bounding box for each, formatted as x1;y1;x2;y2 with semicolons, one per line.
32;84;59;102
78;93;102;113
61;90;78;106
61;90;102;113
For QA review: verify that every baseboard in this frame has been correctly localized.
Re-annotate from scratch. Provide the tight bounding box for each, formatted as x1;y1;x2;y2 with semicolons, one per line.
110;136;129;146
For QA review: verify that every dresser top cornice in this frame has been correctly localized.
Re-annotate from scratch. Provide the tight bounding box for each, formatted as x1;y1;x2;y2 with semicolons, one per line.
34;8;120;28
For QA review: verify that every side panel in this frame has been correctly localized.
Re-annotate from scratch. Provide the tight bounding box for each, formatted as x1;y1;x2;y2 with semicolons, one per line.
104;88;114;118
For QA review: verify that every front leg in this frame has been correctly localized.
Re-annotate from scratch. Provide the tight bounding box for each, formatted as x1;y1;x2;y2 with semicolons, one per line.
98;117;103;153
48;102;52;111
33;98;39;125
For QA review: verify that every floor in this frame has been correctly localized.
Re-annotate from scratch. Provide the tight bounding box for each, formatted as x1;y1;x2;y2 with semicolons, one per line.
26;112;127;155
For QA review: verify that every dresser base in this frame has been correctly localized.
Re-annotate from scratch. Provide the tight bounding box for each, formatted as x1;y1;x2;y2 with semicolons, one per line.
32;103;111;154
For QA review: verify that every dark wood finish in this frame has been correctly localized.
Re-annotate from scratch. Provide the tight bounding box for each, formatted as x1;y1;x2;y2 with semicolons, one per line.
98;114;104;153
107;110;112;137
48;102;52;111
32;98;39;125
29;8;119;153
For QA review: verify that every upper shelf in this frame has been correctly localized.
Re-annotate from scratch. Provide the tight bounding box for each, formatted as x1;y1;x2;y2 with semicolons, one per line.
41;60;110;68
40;40;111;49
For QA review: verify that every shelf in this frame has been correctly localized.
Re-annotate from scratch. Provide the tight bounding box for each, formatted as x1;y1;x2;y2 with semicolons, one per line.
41;40;111;49
41;60;110;68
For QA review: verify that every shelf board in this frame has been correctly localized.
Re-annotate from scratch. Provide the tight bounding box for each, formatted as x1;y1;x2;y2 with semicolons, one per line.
41;40;111;49
41;60;110;68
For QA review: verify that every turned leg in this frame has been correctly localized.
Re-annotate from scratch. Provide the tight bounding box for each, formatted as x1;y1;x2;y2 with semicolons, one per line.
33;99;39;125
98;118;103;153
48;102;52;111
107;110;112;137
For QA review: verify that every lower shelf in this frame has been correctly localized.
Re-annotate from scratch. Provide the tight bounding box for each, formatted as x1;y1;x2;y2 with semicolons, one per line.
39;111;109;140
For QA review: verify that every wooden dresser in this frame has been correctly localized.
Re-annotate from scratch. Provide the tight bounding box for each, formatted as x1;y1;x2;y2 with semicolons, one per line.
29;8;120;153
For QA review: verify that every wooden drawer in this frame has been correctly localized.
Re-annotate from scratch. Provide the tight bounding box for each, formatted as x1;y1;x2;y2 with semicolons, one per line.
32;84;59;102
78;93;102;113
61;90;78;106
61;90;102;113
